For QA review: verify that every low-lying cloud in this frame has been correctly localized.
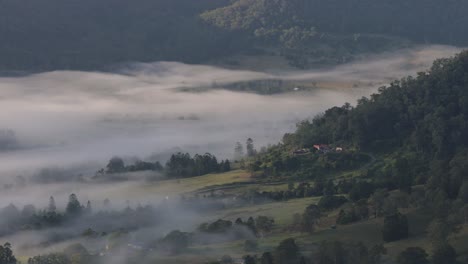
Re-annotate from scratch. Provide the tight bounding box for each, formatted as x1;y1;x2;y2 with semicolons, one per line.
0;44;464;260
0;45;463;181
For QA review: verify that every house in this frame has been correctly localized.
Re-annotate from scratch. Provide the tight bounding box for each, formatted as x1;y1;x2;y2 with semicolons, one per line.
336;147;343;152
313;144;330;153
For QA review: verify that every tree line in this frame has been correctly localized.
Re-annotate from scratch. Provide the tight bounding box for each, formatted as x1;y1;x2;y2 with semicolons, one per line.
101;152;231;178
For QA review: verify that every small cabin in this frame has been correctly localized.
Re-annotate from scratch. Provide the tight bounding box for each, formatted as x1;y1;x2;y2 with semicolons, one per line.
313;144;330;153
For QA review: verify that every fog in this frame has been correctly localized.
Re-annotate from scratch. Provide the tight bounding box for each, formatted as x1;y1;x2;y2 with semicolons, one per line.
0;45;462;179
0;44;464;260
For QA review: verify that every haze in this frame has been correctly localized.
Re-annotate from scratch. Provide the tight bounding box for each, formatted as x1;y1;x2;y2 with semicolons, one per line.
0;45;462;180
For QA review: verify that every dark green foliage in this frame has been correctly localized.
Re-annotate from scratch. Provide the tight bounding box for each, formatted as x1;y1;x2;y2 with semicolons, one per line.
431;243;457;264
198;219;233;233
0;243;16;264
202;0;317;68
336;202;369;225
220;160;231;172
127;160;163;172
301;204;321;233
246;138;257;157
458;181;468;203
314;241;385;264
157;230;191;255
234;142;245;160
203;0;468;47
66;194;82;217
318;195;348;210
274;238;300;264
382;213;409;242
393;157;413;193
397;247;429;264
255;51;468;211
349;181;375;202
222;79;304;94
369;244;387;264
27;254;69;264
103;157;164;174
260;252;274;264
106;157;126;173
250;144;370;178
255;216;274;234
165;152;228;178
243;217;257;237
243;255;257;264
427;220;451;248
48;196;57;213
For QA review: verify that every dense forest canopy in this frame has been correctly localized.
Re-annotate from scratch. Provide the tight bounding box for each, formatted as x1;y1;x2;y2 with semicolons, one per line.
202;0;468;45
1;0;468;71
253;51;468;202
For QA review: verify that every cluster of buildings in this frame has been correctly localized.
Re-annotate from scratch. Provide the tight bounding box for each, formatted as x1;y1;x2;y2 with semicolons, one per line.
293;144;344;155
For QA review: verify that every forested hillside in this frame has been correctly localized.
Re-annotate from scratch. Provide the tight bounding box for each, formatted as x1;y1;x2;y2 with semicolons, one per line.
252;50;468;202
202;0;468;45
1;0;468;71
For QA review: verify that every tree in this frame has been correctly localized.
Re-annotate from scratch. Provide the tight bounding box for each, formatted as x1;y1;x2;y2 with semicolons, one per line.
260;252;274;264
234;142;244;159
301;204;321;233
222;160;231;172
158;230;190;255
323;179;336;196
66;194;82;216
393;157;413;193
48;196;57;213
397;247;429;264
246;138;257;157
369;189;387;218
0;243;16;264
382;212;408;242
315;241;347;264
27;254;69;264
275;238;299;264
427;220;450;248
369;244;387;264
243;255;256;264
255;216;274;235
106;156;125;173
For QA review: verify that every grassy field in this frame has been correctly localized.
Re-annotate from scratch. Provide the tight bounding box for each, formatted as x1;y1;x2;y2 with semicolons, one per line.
216;197;320;227
111;169;468;263
121;170;253;199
